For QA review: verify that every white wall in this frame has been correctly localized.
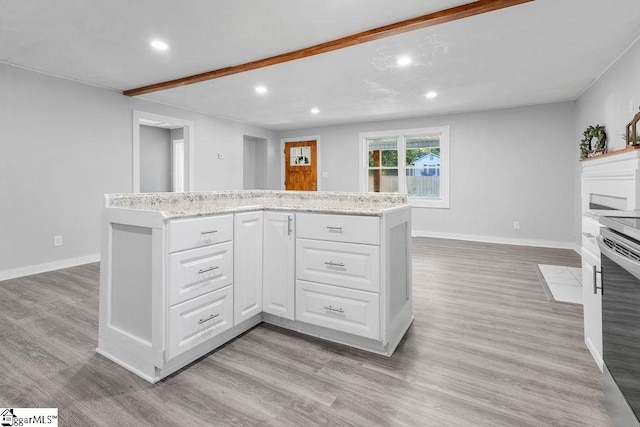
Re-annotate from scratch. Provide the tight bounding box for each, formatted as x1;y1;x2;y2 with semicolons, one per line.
574;38;640;243
280;102;577;247
0;63;279;278
242;136;268;190
140;125;171;192
243;136;257;189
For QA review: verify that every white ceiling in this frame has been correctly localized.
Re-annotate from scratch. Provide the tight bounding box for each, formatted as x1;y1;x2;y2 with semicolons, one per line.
2;0;640;130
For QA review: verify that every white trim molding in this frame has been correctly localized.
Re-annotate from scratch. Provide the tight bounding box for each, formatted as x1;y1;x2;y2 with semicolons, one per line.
133;110;195;193
280;135;322;191
0;253;100;282
412;230;579;251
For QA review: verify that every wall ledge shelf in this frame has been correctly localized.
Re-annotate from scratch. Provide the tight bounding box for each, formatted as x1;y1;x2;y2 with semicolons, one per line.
580;145;640;163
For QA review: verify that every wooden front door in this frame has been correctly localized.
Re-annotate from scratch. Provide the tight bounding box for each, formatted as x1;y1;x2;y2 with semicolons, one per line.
284;140;317;191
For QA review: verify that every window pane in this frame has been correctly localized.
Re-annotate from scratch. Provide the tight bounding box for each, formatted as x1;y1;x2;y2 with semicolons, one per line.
405;135;440;166
368;137;398;167
406;134;440;148
406;168;440;198
368;169;398;193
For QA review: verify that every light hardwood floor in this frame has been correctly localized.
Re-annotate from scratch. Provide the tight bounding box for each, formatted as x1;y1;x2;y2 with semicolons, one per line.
0;237;612;426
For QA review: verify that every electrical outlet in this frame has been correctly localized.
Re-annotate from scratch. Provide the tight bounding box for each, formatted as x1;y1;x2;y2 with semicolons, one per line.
53;235;63;247
322;171;329;178
513;221;520;230
630;99;635;114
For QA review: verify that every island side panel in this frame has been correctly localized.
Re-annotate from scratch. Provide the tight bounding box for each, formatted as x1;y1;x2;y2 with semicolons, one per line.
97;207;166;382
383;206;413;353
111;224;153;341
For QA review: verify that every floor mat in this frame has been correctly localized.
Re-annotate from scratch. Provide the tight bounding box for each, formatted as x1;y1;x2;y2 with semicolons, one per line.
538;264;582;304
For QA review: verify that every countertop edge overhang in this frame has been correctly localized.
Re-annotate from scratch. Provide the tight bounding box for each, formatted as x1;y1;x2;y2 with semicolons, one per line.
104;190;410;219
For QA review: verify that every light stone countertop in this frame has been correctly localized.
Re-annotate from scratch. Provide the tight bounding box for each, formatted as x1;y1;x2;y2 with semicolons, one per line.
105;190;409;219
583;210;640;221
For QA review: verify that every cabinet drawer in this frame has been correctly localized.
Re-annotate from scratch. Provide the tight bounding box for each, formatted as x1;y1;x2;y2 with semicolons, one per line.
169;215;233;253
296;280;379;340
168;285;233;359
296;213;379;245
582;216;602;256
168;241;233;306
296;239;380;292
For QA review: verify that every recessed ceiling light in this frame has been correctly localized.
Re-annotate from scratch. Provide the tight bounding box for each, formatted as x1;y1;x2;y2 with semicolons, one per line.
311;108;320;114
425;91;438;99
396;56;412;66
150;40;169;51
255;86;267;94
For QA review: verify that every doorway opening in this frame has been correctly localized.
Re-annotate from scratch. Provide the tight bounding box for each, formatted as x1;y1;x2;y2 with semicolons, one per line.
243;135;268;190
132;110;194;193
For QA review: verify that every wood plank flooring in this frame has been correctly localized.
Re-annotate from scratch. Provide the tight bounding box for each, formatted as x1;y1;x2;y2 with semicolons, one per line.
0;238;612;426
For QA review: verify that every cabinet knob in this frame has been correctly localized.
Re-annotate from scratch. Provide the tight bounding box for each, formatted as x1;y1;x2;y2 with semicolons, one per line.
582;232;594;238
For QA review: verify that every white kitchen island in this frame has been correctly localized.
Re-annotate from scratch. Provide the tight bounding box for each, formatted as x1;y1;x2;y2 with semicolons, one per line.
97;190;413;383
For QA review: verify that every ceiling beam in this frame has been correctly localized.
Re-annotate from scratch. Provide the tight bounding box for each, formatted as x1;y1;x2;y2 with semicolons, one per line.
124;0;534;97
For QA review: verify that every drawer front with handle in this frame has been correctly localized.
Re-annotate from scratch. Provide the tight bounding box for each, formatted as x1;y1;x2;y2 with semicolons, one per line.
169;214;233;253
295;280;379;340
168;285;233;359
296;239;380;292
168;241;233;306
582;216;602;256
296;213;380;245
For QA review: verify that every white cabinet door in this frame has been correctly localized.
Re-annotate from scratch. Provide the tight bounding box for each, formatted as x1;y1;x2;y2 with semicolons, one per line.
296;213;380;245
168;241;234;306
168;214;233;253
296;238;380;292
296;280;380;340
263;212;295;320
233;211;263;325
582;248;603;370
168;285;234;359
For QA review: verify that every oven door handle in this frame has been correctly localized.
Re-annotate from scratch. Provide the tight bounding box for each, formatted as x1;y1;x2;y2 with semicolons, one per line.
592;264;603;295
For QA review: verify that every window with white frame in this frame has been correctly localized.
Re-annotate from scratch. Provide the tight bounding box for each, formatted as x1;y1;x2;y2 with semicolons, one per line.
359;126;450;208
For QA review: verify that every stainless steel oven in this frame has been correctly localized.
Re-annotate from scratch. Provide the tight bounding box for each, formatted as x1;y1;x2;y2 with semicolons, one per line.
598;217;640;427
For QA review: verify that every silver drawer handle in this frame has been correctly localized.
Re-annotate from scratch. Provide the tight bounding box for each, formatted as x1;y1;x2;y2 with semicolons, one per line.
199;313;219;324
324;261;345;267
582;232;594;238
326;226;343;231
324;305;344;314
201;230;218;235
198;266;219;274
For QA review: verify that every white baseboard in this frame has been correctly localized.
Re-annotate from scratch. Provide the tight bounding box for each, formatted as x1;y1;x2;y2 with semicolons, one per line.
0;253;100;282
585;337;604;373
412;230;578;251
